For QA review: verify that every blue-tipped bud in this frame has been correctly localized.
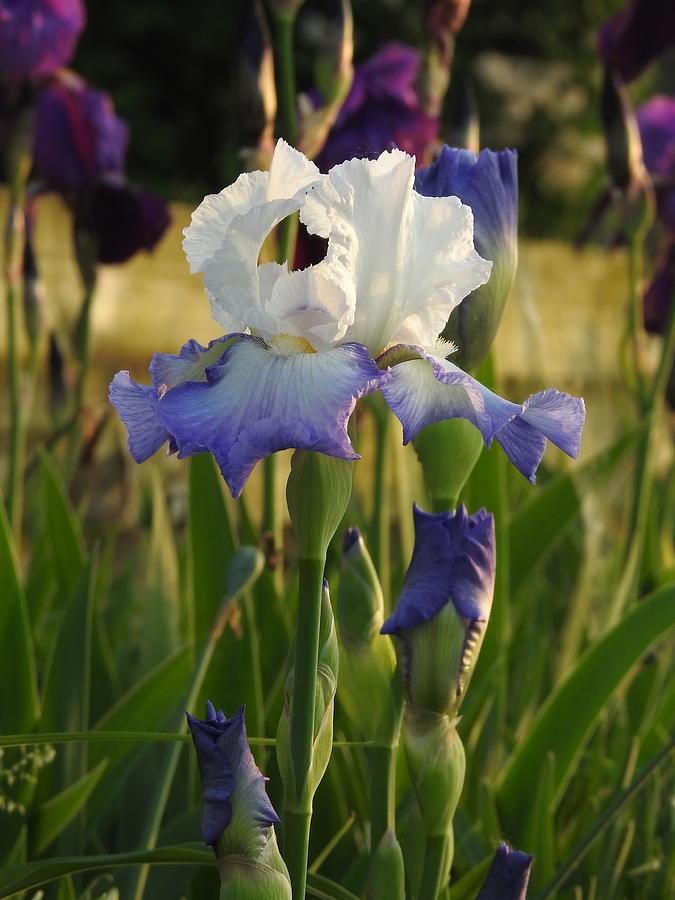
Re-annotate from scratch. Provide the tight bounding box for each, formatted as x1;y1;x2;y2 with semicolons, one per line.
276;581;338;811
186;703;280;855
475;842;533;899
382;504;495;718
337;529;401;745
414;146;518;371
413;417;484;510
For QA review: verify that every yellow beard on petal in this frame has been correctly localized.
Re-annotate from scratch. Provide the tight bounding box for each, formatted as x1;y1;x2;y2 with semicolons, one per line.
268;334;317;355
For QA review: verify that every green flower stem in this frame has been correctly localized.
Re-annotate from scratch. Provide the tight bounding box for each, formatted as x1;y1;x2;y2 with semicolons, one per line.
128;589;242;900
367;744;396;857
370;394;391;602
3;113;32;539
419;833;452;900
284;555;325;899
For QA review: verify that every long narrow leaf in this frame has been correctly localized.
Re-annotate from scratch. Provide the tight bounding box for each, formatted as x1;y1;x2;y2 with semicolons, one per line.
30;760;108;855
497;583;675;837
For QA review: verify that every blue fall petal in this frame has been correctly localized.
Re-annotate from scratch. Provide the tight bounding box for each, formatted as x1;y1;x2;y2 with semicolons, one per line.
380;348;585;483
382;503;495;634
186;703;280;850
108;371;169;463
475;842;533;899
154;336;387;498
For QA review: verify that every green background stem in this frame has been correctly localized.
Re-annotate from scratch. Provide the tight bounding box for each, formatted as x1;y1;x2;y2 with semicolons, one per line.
367;744;396;859
419;832;452;900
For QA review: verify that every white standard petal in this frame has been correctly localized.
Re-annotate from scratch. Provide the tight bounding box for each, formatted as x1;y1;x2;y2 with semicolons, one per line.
183;140;323;333
300;149;492;354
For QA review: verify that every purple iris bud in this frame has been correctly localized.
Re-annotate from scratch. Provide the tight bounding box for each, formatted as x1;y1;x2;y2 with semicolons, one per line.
644;243;675;334
382;504;495;716
313;43;438;172
598;0;675;84
87;181;172;264
32;71;128;191
414;145;518;370
475;842;533;899
186;702;280;852
382;504;495;634
0;0;85;80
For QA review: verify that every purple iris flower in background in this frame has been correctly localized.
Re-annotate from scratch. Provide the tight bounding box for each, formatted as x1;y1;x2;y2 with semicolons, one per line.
382;504;495;716
475;843;533;899
598;0;675;83
186;702;280;850
415;145;518;370
313;43;438;172
31;70;170;264
0;0;85;81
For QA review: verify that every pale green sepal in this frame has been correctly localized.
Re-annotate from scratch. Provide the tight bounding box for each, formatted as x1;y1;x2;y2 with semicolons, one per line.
367;828;405;900
276;583;337;811
412;418;484;508
286;451;354;559
338;637;401;746
405;602;486;718
218;832;291;899
404;707;465;836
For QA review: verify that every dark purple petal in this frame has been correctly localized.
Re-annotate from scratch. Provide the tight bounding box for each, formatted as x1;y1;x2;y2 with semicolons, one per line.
637;95;675;176
33;72;128;191
186;704;280;849
108;371;170;463
644;243;675;334
89;181;171;264
381;503;495;634
0;0;85;79
154;337;386;498
598;0;675;83
475;843;533;900
313;43;438;172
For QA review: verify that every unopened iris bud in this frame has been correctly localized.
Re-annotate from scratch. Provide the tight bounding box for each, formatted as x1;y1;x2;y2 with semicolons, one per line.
186;703;291;899
382;504;495;718
404;705;465;837
337;528;401;746
276;580;338;809
414;146;518;371
367;828;405;900
475;842;533;899
601;67;645;193
413;417;484;511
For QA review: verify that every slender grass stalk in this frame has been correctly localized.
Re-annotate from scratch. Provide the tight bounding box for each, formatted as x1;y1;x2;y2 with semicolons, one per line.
127;590;242;900
3;111;33;539
612;285;675;618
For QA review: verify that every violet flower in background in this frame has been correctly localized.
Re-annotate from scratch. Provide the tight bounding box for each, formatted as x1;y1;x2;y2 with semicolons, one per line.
382;503;495;717
31;70;170;264
598;0;675;83
415;145;518;370
0;0;85;81
475;843;533;899
312;42;438;172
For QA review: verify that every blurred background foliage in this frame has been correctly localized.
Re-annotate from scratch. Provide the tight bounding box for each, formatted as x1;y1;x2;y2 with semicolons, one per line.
72;0;674;237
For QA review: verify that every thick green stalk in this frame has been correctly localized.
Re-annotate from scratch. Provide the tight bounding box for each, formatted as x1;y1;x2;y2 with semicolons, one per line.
367;744;396;857
284;556;324;898
419;833;452;900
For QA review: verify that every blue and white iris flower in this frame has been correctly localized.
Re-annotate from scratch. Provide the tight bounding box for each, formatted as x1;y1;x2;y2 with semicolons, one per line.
110;139;585;497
